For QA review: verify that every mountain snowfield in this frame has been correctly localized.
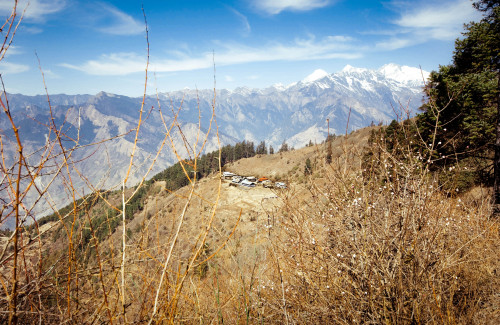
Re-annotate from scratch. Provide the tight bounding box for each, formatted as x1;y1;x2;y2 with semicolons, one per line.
202;62;429;148
301;69;330;83
2;63;429;222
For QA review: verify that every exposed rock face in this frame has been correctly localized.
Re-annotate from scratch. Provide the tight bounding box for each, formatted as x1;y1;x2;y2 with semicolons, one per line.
1;63;428;223
157;63;428;148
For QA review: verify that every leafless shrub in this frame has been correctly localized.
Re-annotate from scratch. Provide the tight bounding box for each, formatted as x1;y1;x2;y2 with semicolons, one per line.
250;106;499;324
0;3;231;324
0;2;497;324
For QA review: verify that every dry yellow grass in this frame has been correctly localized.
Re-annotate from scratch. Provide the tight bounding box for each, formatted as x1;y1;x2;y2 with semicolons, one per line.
1;120;498;324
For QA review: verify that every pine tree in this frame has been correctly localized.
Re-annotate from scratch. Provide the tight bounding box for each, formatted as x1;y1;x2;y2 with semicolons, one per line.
304;158;312;175
279;140;289;153
326;139;332;164
256;140;268;154
417;0;499;204
466;0;500;215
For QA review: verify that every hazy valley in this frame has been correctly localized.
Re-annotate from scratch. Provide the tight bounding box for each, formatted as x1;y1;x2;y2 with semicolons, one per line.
1;63;427;224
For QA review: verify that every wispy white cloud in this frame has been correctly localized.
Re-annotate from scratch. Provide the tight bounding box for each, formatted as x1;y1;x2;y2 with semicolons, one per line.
0;0;66;22
364;0;482;52
224;75;234;82
393;0;482;41
230;8;251;36
21;26;43;34
2;46;23;56
0;46;29;75
97;3;144;35
0;61;30;74
60;52;145;75
61;35;361;75
40;69;60;79
375;37;412;51
253;0;332;15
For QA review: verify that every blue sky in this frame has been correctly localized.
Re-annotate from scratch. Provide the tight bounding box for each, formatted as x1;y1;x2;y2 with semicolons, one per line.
0;0;482;96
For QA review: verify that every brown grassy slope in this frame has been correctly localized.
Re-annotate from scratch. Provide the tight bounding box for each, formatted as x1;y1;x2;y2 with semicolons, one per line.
4;125;498;324
224;128;373;179
8;130;361;322
196;127;499;324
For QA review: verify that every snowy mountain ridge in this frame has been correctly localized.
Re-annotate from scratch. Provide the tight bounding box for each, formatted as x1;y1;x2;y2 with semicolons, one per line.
151;63;429;149
302;69;330;83
3;63;429;222
266;63;428;94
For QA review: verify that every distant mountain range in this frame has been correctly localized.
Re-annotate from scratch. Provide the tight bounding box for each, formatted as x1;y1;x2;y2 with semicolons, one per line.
1;63;429;223
153;63;428;149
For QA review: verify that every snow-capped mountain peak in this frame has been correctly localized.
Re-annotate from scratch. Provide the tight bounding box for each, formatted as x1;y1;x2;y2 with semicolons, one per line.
4;63;430;226
272;83;286;91
302;69;329;83
341;64;369;74
378;63;429;85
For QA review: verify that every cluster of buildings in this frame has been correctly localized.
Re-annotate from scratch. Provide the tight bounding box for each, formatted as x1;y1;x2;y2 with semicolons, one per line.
221;172;287;189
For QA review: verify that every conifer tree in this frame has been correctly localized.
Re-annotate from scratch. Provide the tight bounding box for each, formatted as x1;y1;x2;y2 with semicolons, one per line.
256;140;268;154
326;137;332;164
279;140;289;153
304;158;312;175
467;0;499;215
417;0;499;213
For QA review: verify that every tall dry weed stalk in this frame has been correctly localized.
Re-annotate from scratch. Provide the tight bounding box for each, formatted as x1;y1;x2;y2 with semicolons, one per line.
1;2;498;324
0;3;228;324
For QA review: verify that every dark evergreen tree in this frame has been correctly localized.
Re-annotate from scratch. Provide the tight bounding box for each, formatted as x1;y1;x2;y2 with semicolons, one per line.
465;0;499;215
234;142;244;160
326;141;332;164
278;140;289;153
245;141;255;158
256;140;268;154
326;134;336;142
304;158;312;175
417;0;499;202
